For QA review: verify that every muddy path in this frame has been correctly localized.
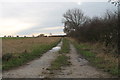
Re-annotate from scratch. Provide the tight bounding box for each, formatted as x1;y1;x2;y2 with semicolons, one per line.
50;43;113;78
3;41;62;78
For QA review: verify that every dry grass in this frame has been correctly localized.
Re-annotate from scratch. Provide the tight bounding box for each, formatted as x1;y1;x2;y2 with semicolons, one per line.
87;43;118;66
2;37;61;56
70;39;118;66
81;42;118;70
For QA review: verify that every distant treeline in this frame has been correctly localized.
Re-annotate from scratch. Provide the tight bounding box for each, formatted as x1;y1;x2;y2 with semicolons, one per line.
49;35;66;37
3;34;66;38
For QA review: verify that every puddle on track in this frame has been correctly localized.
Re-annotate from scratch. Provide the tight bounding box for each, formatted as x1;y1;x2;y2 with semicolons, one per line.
49;41;62;52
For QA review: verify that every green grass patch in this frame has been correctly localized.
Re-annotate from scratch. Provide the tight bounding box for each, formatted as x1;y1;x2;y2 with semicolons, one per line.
71;40;119;76
50;54;70;70
2;39;60;71
59;38;70;53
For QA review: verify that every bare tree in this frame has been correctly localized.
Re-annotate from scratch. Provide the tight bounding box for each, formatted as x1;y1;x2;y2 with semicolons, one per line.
108;0;120;6
63;8;87;35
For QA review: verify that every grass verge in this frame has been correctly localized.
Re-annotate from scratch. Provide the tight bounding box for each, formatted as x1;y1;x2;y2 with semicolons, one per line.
3;39;61;71
50;38;70;70
71;39;119;76
59;38;70;54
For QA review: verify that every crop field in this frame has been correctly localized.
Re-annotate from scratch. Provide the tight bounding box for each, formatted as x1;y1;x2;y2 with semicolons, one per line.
2;37;61;70
2;37;61;55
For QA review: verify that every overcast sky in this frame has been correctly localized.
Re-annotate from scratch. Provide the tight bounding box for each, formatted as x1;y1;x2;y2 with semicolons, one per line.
0;0;117;37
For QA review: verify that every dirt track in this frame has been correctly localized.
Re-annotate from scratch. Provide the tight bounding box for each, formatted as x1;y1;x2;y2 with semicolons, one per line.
3;42;113;78
50;44;112;78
